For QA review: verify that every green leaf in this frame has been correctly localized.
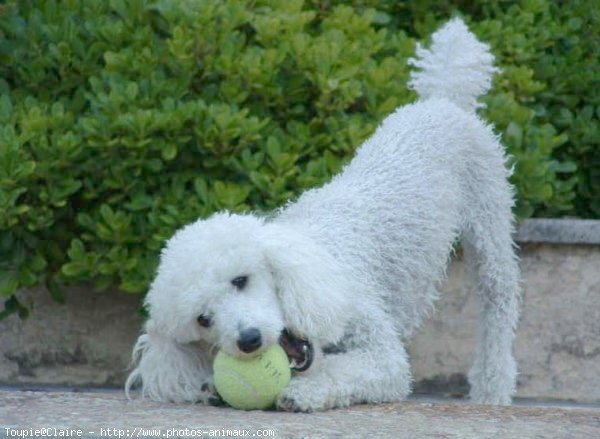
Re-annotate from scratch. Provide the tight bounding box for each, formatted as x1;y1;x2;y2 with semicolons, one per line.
0;271;19;296
372;11;391;25
67;239;86;261
0;94;13;124
505;122;523;148
126;192;154;211
161;144;177;161
47;278;66;304
266;136;281;161
194;177;210;204
213;181;251;209
30;254;48;271
62;262;85;277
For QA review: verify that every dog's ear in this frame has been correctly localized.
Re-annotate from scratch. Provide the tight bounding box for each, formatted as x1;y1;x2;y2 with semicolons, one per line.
125;320;213;403
260;223;352;345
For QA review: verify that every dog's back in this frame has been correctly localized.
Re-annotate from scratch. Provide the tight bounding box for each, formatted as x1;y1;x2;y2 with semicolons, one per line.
277;19;513;336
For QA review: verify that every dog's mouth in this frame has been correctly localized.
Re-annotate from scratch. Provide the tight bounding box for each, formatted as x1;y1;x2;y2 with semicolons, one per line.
279;328;314;372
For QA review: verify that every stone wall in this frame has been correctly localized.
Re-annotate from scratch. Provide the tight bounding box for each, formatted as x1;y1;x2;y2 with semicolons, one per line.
0;287;142;388
409;243;600;402
1;219;599;402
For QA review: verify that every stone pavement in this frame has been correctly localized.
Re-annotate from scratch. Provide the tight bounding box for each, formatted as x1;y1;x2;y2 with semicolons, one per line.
1;390;599;439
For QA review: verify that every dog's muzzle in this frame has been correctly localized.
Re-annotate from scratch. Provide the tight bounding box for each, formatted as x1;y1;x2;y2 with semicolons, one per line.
279;328;314;372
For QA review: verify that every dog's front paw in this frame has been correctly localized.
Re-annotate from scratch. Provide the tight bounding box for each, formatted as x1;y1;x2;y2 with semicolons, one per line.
276;376;341;412
199;380;225;406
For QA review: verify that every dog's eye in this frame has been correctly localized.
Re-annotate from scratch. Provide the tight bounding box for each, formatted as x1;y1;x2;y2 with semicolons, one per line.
231;275;248;290
197;314;212;328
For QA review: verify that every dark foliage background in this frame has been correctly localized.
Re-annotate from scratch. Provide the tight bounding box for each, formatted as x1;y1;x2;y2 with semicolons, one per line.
0;0;597;317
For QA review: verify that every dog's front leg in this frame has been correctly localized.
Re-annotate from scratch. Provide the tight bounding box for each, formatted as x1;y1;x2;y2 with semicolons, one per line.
277;336;411;412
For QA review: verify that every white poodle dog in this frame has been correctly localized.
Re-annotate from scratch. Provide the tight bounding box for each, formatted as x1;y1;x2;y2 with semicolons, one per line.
126;19;521;412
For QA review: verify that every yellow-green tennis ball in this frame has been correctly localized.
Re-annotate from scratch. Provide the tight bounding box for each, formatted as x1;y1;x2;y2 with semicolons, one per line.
213;344;291;410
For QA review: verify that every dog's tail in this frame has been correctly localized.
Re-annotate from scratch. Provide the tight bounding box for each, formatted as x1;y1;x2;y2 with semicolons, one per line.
408;18;498;112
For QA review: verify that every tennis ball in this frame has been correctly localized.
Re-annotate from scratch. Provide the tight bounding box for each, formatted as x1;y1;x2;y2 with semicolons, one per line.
213;344;291;410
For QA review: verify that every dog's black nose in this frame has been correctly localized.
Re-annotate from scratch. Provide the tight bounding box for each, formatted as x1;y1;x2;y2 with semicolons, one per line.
237;328;262;353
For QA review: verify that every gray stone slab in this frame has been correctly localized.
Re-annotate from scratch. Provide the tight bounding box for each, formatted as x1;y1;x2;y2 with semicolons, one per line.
516;219;600;244
0;286;142;388
0;390;599;439
409;243;600;403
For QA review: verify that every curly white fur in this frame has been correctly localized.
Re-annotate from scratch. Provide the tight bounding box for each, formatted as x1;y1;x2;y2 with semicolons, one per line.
126;19;521;411
408;18;499;112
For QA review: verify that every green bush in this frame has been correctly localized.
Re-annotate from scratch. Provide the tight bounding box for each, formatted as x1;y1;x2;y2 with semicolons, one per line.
0;0;597;316
373;0;599;218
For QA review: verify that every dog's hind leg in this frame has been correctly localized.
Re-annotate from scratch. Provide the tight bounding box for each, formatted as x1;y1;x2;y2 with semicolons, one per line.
461;171;521;405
